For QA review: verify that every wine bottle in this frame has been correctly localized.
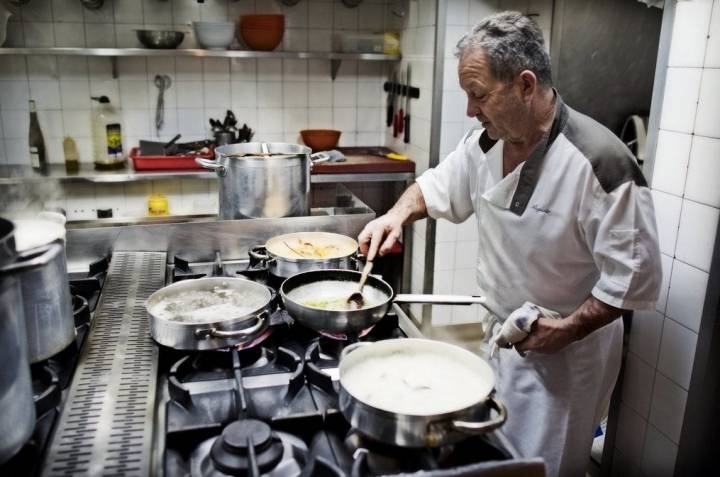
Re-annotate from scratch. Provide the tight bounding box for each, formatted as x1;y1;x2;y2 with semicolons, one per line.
28;99;47;171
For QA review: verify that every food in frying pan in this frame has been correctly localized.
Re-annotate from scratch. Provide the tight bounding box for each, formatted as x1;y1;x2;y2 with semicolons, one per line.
288;280;386;311
283;238;341;259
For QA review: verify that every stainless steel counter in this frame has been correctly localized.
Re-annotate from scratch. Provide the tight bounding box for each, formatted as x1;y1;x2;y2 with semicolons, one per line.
0;164;414;185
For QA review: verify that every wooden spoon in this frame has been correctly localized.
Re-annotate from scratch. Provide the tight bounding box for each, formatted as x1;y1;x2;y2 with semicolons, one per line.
347;261;374;309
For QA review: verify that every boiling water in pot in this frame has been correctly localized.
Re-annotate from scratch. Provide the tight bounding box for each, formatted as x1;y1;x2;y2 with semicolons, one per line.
151;284;267;323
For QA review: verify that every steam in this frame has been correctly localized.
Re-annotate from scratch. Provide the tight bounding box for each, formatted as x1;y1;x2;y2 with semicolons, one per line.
0;180;66;218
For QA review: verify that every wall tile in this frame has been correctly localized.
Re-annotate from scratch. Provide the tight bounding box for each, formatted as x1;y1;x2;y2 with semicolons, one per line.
114;0;143;24
308;107;332;128
434;241;456;271
656;253;672;313
38;110;63;139
649;372;688;444
257;108;283;134
666;260;708;332
283;82;308;108
257;82;283;108
651;130;691;196
23;21;55;47
675;199;719;272
1;110;28;139
436;218;458;242
29;80;62;110
333;82;357;108
60;80;91;109
308;1;333;29
629;309;663;368
83;1;114;24
621;352;655;418
611;449;643;477
693;68;720;139
85;23;116;47
615;404;648;468
657;317;698;390
54;22;85;47
659;68;701;134
333;107;356;131
176;57;203;81
118;80;149;109
442;90;467;123
198;0;228;22
5;138;30;165
334;2;358;30
203;81;230;109
685;135;720;208
177;108;205;135
667;0;712;68
143;0;172;25
52;0;85;23
651;190;682;256
356;107;382;132
176;81;203;108
705;1;720;68
641;424;678;477
447;0;470;26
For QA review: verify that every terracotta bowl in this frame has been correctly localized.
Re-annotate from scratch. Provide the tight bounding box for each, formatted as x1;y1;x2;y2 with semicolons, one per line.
239;15;284;51
300;129;342;151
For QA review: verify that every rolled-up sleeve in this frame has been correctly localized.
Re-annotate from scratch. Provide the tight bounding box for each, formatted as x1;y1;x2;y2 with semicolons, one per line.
583;181;662;310
416;146;474;224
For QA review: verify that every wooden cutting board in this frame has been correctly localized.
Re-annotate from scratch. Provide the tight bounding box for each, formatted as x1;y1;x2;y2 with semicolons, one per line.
311;147;416;174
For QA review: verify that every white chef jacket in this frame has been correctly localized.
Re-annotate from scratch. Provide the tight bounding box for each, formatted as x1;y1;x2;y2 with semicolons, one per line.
416;94;662;477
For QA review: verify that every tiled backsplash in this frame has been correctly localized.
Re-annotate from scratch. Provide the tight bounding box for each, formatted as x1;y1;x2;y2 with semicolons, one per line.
615;0;720;475
0;0;415;220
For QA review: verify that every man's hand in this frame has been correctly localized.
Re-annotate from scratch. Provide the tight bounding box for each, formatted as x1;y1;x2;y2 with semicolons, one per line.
358;213;404;262
514;296;623;354
357;183;428;262
514;317;577;354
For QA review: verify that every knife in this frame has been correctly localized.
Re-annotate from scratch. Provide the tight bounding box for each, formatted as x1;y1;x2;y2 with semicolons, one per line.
395;66;405;137
386;70;396;128
404;65;411;144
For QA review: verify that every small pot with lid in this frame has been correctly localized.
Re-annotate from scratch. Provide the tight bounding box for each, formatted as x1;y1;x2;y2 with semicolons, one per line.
196;142;329;220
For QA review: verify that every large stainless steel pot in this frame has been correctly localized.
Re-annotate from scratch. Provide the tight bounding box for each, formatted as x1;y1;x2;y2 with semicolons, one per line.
0;220;63;464
280;269;486;334
339;339;507;448
249;231;359;279
196;142;328;219
16;244;75;363
13;216;75;363
146;277;274;350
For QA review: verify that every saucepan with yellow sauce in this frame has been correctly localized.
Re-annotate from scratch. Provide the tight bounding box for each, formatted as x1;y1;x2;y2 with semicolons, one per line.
248;231;360;279
280;269;487;335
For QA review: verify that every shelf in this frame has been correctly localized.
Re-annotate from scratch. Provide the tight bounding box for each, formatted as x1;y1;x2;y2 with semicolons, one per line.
0;48;401;79
0;164;414;185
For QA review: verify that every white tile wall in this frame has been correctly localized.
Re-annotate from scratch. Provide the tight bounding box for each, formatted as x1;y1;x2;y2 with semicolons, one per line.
615;404;648;467
619;1;720;474
621;351;655;418
1;0;415;219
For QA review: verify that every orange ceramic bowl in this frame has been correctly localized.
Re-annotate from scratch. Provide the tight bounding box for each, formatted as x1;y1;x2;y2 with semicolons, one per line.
239;15;284;51
300;129;342;151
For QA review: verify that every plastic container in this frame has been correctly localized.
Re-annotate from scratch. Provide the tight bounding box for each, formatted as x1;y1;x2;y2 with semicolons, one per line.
91;96;125;169
193;21;235;50
148;194;169;216
130;147;212;171
336;32;400;54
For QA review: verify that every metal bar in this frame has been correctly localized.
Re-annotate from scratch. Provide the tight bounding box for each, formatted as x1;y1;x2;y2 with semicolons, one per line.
41;251;167;477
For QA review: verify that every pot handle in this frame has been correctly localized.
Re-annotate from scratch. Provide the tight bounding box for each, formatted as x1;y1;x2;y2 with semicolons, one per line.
0;242;62;275
194;311;267;340
451;395;507;434
393;294;486;305
195;158;227;177
248;245;271;262
339;341;373;361
309;152;330;171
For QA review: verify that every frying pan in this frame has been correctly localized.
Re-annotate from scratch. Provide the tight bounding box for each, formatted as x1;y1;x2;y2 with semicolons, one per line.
280;269;486;334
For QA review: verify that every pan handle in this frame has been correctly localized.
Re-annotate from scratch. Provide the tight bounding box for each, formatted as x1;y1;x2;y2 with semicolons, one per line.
339;341;373;361
194;312;267;340
393;294;486;305
451;396;507;434
195;158;227;176
248;245;271;262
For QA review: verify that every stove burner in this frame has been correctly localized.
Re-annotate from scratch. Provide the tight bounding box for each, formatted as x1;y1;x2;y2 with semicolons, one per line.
190;420;308;477
72;294;90;330
317;326;374;342
31;365;60;417
234;327;274;351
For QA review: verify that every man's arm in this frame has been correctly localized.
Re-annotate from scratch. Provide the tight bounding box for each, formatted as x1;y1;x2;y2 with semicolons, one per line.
515;296;623;354
358;183;428;261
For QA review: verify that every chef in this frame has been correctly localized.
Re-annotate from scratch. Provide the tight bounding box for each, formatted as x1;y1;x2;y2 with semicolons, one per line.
359;11;661;477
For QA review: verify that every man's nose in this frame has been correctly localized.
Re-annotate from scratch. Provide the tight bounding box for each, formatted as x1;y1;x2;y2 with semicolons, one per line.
466;98;481;118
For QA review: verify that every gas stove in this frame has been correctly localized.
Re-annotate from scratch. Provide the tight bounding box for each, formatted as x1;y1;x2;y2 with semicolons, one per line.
4;249;538;477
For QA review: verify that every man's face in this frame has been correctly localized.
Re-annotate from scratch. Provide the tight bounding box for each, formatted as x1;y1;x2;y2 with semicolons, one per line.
458;49;527;141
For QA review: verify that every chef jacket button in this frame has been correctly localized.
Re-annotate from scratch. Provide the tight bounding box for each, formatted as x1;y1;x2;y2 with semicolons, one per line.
514;201;520;207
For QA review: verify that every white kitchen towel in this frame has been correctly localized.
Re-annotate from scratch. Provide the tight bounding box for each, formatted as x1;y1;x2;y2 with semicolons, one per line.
489;302;562;359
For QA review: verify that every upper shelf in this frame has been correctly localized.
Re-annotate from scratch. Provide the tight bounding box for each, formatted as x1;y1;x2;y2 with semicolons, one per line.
0;48;401;79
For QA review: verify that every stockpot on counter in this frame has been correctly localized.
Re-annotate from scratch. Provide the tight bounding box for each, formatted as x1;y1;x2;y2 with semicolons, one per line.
196;142;329;220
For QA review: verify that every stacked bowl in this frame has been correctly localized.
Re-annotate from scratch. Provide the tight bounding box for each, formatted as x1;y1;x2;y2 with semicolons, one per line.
238;15;285;51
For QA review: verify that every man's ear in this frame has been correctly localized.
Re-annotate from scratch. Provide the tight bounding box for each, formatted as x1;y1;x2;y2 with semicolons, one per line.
518;70;538;102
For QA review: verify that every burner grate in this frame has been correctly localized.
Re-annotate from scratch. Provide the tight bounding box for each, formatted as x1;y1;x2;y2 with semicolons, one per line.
41;252;166;477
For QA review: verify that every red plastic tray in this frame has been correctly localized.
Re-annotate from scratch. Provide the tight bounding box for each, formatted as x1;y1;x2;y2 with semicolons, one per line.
130;147;213;171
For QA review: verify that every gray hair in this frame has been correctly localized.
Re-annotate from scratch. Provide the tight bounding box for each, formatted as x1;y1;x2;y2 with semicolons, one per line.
456;11;552;87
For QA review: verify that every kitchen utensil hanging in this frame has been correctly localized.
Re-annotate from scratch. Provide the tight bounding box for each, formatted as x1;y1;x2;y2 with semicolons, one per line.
154;74;171;134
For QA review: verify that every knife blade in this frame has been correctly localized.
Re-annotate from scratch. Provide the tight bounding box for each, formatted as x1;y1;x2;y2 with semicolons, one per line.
404;65;411;144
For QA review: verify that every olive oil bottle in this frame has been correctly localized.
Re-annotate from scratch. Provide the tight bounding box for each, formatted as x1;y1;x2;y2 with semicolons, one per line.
28;99;47;172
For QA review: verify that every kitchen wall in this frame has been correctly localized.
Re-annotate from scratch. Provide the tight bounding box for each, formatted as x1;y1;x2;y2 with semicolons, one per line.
0;0;402;218
614;1;720;475
427;0;554;327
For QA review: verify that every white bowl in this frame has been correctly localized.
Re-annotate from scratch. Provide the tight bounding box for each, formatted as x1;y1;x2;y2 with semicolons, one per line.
193;21;235;50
